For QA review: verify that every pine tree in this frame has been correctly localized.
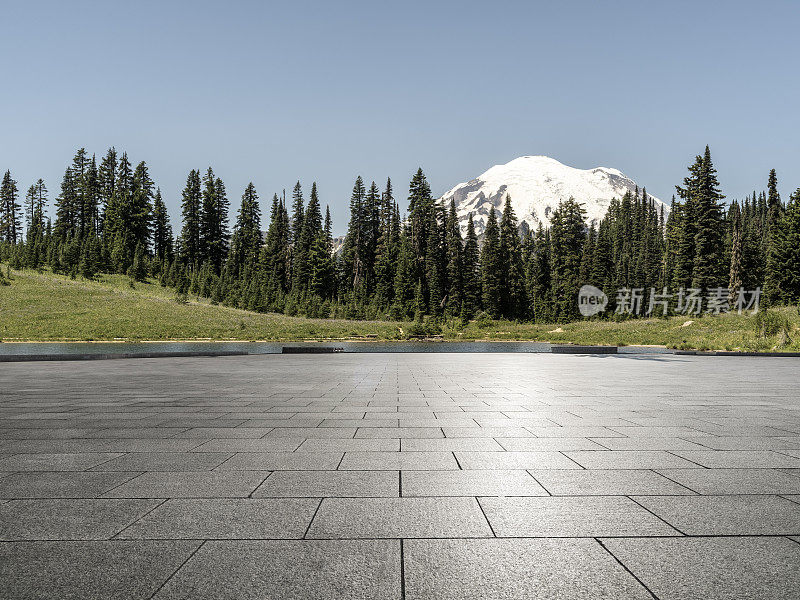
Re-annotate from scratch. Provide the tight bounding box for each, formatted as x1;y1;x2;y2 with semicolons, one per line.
130;161;154;252
529;223;551;322
499;195;526;319
201;168;230;273
373;181;397;308
0;170;21;244
97;148;117;237
228;183;262;277
392;227;416;319
53;165;80;249
444;199;463;315
779;189;800;303
549;198;586;321
424;210;444;315
69;148;90;239
290;181;304;246
407;168;434;296
261;193;291;301
480;207;503;318
321;206;336;298
728;202;743;302
342;176;367;297
461;213;481;319
180;169;202;268
152;189;173;262
686;146;726;294
295;182;323;293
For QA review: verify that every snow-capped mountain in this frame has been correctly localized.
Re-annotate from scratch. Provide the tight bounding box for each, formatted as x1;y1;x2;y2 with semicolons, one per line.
440;155;667;237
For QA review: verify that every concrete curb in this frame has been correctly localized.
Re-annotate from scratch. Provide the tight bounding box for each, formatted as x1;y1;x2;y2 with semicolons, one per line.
551;345;618;354
0;350;249;362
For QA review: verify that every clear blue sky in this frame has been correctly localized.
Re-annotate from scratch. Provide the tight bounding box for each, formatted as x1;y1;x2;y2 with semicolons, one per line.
2;0;798;234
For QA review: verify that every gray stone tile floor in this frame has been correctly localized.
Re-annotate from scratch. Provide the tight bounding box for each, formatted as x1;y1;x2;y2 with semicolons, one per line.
1;353;800;598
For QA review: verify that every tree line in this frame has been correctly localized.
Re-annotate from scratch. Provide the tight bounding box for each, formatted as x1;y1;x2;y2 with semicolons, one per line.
2;145;799;321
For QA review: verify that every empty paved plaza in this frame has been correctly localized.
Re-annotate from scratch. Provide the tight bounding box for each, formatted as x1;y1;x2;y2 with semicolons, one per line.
1;352;800;599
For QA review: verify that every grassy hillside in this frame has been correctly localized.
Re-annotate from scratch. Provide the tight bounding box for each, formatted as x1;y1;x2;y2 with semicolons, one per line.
2;265;799;351
0;266;406;341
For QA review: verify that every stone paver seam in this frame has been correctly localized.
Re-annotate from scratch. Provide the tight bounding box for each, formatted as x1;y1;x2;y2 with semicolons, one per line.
399;538;407;600
594;537;661;600
110;497;169;539
558;451;587;470
334;454;346;470
524;470;553;496
97;471;148;496
585;438;615;450
146;539;206;600
248;471;275;498
474;497;497;537
649;470;701;495
82;452;133;471
206;453;238;471
302;498;324;539
663;450;709;469
625;496;687;536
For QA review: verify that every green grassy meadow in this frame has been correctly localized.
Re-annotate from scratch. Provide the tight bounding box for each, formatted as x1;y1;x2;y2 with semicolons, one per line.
2;264;799;351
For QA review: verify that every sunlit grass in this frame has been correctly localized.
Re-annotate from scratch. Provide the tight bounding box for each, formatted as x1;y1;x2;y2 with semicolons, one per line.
2;264;798;351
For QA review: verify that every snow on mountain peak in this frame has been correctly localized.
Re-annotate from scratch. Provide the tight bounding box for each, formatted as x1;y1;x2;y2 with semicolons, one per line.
440;156;667;236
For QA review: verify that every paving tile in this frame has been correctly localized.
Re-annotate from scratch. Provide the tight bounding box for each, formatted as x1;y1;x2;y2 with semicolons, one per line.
216;451;343;470
0;540;202;600
455;451;582;470
603;536;800;600
0;452;124;471
0;499;161;540
608;426;714;437
657;468;800;494
405;538;653;599
496;437;606;451
174;427;273;438
103;471;271;498
85;427;189;439
356;427;444;438
152;540;401;599
339;451;458;470
92;452;233;471
633;495;800;535
264;427;358;438
253;470;399;497
402;470;547;497
479;496;680;537
564;450;701;469
98;439;209;452
0;471;139;499
190;439;303;452
298;438;400;452
530;469;695;495
118;498;319;539
525;426;625;438
681;436;800;450
1;439;117;453
442;427;533;438
307;497;493;538
401;438;505;452
670;450;800;468
589;437;707;450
